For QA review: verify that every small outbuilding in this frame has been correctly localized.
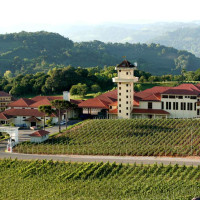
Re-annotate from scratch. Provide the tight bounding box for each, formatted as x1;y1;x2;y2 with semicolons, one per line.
29;130;50;143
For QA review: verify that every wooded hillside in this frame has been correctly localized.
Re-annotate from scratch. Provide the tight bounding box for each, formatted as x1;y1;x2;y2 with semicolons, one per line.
1;31;200;75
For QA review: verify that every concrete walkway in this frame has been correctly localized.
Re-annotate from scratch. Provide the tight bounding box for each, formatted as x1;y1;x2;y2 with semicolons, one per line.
1;152;200;166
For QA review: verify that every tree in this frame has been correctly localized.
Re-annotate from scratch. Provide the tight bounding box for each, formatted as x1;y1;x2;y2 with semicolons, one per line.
38;105;53;130
4;70;13;80
91;84;101;93
70;83;88;97
51;100;74;133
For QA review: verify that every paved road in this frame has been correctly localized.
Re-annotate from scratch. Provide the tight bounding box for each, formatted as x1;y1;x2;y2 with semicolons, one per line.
1;120;200;166
1;152;200;166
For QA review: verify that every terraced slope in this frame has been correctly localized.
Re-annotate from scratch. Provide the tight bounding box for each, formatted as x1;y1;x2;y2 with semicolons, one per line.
14;119;200;157
0;159;200;199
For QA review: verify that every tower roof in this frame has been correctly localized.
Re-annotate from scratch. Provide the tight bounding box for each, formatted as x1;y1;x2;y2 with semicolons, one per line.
116;60;136;68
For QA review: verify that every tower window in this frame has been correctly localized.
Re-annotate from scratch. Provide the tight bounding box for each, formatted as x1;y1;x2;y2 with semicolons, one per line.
119;93;121;96
126;72;128;75
119;104;121;107
126;113;129;116
119;82;121;85
126;84;128;87
126;101;128;104
119;110;121;113
126;107;128;110
119;87;121;90
119;98;121;101
126;96;128;98
148;102;152;109
119;70;121;72
126;90;128;92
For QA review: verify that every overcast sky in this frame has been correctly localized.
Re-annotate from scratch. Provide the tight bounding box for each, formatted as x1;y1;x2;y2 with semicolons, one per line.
1;0;200;32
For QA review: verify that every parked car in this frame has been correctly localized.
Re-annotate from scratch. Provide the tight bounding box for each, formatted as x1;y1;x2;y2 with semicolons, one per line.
60;120;66;125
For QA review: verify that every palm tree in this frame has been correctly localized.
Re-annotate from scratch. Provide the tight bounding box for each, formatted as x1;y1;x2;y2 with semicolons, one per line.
51;100;74;133
38;105;53;130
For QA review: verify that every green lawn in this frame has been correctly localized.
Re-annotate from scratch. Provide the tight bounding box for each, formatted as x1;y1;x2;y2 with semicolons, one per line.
0;159;200;200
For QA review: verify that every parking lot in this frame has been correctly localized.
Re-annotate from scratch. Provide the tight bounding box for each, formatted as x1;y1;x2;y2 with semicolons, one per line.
0;120;81;151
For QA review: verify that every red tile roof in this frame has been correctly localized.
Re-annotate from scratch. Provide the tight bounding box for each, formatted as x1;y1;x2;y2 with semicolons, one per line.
29;130;50;137
117;60;136;68
78;90;117;108
132;108;169;115
140;94;161;101
0;91;11;97
79;98;110;109
24;116;41;122
7;98;36;107
0;113;10;120
135;86;171;99
109;101;118;106
29;98;52;108
108;108;118;114
2;109;58;117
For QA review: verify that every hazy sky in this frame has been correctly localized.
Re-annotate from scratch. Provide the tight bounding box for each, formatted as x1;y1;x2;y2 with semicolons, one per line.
1;0;200;31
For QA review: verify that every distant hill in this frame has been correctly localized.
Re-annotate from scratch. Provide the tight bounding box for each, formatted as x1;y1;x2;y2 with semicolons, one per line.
0;31;200;75
152;26;200;57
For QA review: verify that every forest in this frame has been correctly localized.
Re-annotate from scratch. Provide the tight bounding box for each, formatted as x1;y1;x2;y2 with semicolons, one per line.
1;31;200;76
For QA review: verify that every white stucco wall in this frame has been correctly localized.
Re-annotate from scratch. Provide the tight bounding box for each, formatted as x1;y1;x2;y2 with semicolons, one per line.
139;102;161;109
161;95;197;118
83;108;102;115
30;135;49;143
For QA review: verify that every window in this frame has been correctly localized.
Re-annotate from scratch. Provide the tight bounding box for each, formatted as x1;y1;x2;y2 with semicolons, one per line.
169;95;175;99
187;103;193;110
119;98;121;101
197;109;200;115
148;102;152;109
126;96;128;98
126;72;128;75
126;101;128;104
176;102;178;110
184;102;186;110
126;84;128;87
162;95;168;98
191;96;197;99
119;70;121;72
119;104;121;107
119;87;121;90
110;106;112;109
190;103;193;110
166;102;169;110
173;102;175;110
126;90;128;92
195;103;197;111
178;96;183;99
119;110;121;113
126;107;128;110
119;82;121;85
161;102;164;109
181;102;183;110
119;93;121;96
126;113;129;116
169;102;171;110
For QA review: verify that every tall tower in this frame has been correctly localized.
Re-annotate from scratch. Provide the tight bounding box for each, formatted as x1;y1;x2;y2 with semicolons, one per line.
112;60;138;119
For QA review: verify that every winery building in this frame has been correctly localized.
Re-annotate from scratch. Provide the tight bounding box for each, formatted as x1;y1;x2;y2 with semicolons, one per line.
79;60;200;119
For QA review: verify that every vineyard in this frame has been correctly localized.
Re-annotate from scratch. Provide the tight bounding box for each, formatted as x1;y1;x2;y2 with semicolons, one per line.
14;119;200;156
0;159;200;199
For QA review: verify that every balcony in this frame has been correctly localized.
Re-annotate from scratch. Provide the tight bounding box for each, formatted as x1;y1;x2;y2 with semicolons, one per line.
112;77;138;83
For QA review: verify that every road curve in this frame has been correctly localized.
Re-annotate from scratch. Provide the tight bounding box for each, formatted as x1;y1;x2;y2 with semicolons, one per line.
1;152;200;166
